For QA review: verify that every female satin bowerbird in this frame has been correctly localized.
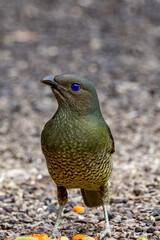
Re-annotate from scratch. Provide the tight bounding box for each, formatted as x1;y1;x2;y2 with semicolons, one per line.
41;74;114;239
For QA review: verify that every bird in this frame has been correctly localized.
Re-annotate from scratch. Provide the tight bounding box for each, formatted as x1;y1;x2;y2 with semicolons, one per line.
40;74;114;239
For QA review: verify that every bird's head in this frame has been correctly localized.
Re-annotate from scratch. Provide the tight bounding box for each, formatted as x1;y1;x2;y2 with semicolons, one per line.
41;74;101;116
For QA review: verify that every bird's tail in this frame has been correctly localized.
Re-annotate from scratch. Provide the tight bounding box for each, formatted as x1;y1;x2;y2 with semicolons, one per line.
81;189;102;207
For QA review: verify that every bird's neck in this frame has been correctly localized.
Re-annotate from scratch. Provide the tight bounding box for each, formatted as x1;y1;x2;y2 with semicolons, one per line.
55;103;103;120
51;104;105;133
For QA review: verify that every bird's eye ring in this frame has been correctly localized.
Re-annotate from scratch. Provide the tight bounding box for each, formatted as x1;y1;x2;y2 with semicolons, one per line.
71;83;80;91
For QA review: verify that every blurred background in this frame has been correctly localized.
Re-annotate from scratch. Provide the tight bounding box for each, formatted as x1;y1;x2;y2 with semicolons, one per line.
0;0;160;239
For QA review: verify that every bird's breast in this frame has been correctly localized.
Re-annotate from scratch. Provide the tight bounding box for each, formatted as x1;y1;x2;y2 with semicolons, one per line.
41;114;113;189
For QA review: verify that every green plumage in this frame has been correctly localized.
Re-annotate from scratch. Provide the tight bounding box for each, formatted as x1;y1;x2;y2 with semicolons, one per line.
41;74;114;238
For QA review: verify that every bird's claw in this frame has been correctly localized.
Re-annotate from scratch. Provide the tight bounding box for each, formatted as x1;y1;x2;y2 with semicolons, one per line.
97;228;111;239
52;229;61;239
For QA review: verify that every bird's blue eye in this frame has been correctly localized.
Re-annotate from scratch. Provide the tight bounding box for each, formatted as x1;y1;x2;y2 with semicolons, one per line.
71;83;80;91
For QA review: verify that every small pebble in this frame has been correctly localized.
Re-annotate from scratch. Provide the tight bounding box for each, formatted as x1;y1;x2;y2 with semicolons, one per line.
144;220;154;226
154;231;160;236
152;209;160;216
44;197;52;205
0;196;6;200
155;216;160;221
147;226;156;233
121;216;128;220
110;198;128;204
135;227;142;232
109;213;116;220
46;204;57;213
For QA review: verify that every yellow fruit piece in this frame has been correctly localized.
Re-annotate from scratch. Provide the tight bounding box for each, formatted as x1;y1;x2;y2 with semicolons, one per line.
15;238;38;240
110;195;116;199
26;233;50;240
83;237;95;240
39;236;50;240
73;206;84;213
32;234;41;238
72;234;86;240
137;238;148;240
60;237;69;240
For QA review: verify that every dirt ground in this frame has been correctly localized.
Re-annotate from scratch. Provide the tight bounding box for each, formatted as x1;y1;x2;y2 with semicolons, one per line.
0;0;160;240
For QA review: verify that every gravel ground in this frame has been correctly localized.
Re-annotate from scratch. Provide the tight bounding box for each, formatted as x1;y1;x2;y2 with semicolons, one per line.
0;1;160;240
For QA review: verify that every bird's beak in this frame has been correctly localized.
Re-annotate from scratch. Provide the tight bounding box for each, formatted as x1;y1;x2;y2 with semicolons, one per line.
41;76;58;87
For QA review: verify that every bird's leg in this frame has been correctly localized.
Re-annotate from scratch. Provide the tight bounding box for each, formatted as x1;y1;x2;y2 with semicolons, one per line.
101;203;111;238
98;182;111;239
52;186;68;237
52;204;65;237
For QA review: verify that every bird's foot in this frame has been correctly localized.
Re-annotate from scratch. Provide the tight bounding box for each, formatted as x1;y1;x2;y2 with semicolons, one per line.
51;229;61;239
97;227;111;240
